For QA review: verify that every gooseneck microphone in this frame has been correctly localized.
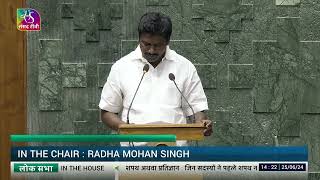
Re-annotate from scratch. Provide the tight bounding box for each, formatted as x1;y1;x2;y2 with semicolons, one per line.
127;64;149;124
168;73;196;123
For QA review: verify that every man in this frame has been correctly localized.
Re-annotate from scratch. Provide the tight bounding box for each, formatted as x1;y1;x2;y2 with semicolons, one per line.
99;12;212;146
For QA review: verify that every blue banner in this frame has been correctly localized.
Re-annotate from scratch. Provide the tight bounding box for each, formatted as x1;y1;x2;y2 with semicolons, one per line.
11;146;308;162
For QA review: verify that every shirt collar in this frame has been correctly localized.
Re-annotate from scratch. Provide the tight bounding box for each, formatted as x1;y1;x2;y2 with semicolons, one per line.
132;45;175;62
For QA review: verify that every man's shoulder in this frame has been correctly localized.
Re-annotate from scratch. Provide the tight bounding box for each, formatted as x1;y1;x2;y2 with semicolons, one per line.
113;51;138;67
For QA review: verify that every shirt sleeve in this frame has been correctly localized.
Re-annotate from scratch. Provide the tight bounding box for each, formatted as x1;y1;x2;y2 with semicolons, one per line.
182;63;209;116
98;63;123;113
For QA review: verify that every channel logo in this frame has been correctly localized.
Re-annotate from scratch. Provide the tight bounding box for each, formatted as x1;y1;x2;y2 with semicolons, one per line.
17;8;41;31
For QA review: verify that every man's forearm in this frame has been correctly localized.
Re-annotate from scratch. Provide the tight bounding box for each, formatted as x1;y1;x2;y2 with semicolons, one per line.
100;110;125;131
189;111;208;123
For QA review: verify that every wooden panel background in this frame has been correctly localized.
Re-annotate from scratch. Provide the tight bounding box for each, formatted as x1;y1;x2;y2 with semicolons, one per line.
0;0;26;179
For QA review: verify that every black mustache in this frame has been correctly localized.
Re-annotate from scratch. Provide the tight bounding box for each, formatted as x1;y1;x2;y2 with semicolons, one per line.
145;53;158;56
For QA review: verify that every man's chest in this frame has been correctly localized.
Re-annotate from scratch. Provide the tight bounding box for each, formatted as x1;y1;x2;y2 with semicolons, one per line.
119;64;186;105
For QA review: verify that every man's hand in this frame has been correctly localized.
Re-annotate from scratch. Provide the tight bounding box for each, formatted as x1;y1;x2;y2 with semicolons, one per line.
200;119;213;136
193;111;213;136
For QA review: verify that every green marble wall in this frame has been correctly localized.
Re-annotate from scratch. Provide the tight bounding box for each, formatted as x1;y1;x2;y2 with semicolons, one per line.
27;0;320;178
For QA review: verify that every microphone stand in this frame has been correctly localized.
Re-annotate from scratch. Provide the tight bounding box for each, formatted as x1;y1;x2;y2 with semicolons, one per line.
126;64;149;147
169;73;199;147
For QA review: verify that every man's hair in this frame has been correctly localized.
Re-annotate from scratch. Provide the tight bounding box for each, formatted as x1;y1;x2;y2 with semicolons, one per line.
138;12;172;42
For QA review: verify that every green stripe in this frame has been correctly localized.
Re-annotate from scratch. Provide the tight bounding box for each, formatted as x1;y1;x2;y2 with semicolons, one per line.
14;163;59;173
10;134;176;142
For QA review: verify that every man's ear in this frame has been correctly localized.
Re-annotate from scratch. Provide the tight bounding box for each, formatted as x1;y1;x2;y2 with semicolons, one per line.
138;34;141;42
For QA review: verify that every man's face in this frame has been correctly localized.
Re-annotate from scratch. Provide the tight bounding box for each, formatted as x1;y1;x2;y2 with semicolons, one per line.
139;33;168;63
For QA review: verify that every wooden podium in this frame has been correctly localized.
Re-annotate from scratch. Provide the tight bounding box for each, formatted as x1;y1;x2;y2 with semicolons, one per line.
118;123;205;180
118;123;205;146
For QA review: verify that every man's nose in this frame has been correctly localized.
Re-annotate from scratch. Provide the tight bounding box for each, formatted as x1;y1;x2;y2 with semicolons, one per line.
147;46;156;54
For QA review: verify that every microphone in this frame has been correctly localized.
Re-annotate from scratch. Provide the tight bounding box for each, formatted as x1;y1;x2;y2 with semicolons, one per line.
127;64;149;124
168;73;196;123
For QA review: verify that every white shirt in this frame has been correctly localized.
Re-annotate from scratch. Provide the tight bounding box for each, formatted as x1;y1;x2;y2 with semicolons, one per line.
99;45;208;146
